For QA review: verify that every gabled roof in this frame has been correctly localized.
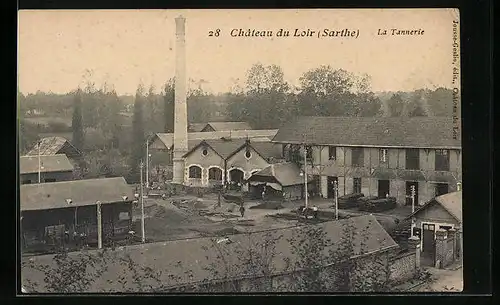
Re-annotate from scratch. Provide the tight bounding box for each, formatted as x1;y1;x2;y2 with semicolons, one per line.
150;130;278;150
20;154;74;175
21;215;398;292
407;191;462;223
203;121;253;132
272;116;461;149
248;162;312;186
26;137;82;158
246;142;283;160
20;177;134;211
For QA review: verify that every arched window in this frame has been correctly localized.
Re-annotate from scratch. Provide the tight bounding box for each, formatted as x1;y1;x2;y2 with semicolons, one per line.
208;167;223;181
189;166;202;179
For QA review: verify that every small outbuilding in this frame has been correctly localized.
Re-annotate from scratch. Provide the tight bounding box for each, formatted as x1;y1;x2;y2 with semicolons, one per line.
20;177;134;253
20;154;75;184
248;162;313;201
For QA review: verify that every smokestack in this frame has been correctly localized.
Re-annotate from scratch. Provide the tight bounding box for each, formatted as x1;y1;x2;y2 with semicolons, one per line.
172;15;188;185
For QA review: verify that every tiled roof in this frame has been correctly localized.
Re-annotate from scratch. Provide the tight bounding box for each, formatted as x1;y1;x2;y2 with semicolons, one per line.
152;130;278;150
20;177;134;211
205;122;253;131
250;142;283;160
435;191;462;223
272;116;461;149
407;191;462;223
21;215;398;292
20;154;74;175
26;137;82;158
249;162;312;186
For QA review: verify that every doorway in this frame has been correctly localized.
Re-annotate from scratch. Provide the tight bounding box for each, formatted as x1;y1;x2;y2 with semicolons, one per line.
378;180;390;198
327;176;338;198
405;181;419;206
421;223;436;266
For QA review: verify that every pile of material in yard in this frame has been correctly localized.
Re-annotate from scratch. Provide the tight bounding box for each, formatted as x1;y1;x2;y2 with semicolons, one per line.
249;201;284;210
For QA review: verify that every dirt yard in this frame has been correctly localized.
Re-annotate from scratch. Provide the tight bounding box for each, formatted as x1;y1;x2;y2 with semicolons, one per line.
414;266;463;292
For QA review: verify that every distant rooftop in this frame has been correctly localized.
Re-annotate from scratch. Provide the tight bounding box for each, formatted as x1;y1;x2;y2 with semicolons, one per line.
20;177;133;211
26;137;82;158
20;154;74;175
272;116;461;149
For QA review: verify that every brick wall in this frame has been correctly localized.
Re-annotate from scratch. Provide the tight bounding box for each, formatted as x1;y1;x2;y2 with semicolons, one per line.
434;228;459;268
389;252;416;284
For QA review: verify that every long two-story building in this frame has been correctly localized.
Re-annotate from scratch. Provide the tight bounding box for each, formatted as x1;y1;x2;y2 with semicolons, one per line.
272;117;462;206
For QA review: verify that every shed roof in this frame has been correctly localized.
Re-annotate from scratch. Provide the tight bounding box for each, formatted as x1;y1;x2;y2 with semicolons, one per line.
151;130;278;150
407;191;462;223
272;116;461;149
249;162;311;186
20;154;74;175
20;177;134;211
26;137;82;158
21;215;397;292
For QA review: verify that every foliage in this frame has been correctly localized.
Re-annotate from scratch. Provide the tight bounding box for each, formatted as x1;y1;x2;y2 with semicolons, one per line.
163;79;175;133
72;89;85;151
18;118;40;155
128;85;146;183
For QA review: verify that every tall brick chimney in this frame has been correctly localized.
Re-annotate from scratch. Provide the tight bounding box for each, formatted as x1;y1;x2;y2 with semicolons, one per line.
172;15;188;185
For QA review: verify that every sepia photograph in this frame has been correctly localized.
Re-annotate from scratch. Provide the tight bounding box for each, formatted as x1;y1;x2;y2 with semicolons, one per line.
18;9;462;293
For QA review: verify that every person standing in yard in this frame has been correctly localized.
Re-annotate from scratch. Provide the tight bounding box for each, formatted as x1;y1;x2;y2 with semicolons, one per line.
239;204;245;217
312;206;319;219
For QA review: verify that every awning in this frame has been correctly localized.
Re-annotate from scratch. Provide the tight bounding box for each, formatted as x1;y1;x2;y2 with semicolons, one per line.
397;170;426;181
371;168;398;180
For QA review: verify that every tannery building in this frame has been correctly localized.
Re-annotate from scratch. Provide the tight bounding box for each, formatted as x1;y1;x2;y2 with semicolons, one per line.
272;117;462;206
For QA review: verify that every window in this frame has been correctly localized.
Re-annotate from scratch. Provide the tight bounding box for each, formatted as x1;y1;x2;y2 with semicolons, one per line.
305;146;312;160
405;149;420;170
435;183;449;196
380;149;388;163
22;179;32;185
118;212;130;220
353;178;362;194
351;148;364;167
44;178;56;183
435;149;450;171
245;150;252;159
329;146;337;160
201;148;208;156
188;166;202;179
208;167;223;181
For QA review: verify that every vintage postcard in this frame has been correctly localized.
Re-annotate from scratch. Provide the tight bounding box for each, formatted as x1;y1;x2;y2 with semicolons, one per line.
18;9;462;293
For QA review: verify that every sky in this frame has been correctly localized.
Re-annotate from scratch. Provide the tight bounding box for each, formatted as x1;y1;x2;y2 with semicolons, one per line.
18;9;460;95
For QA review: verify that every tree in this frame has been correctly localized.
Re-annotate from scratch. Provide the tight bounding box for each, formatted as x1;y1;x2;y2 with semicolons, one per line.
426;87;454;117
297;66;381;117
129;84;146;182
386;92;406;117
18;119;40;154
406;89;429;117
226;63;292;129
72;89;85;152
163;79;175;133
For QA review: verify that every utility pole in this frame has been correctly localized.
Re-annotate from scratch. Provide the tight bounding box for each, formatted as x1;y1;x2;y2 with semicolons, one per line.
334;180;339;220
146;138;149;188
410;185;416;237
140;160;146;243
303;144;308;209
96;201;102;249
37;140;41;184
